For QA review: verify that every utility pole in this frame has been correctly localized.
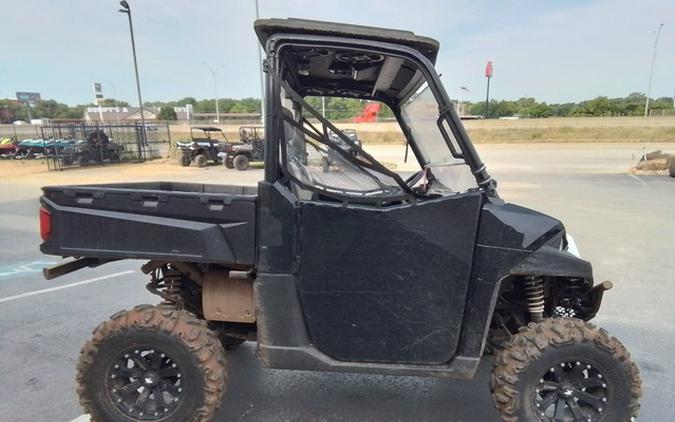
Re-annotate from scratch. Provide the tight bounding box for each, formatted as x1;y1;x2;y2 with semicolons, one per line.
484;61;493;118
202;62;220;123
644;23;664;117
255;0;265;126
119;0;147;158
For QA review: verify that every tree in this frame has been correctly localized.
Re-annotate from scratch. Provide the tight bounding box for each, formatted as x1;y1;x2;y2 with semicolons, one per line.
100;98;130;107
0;99;26;123
527;103;553;118
158;106;177;120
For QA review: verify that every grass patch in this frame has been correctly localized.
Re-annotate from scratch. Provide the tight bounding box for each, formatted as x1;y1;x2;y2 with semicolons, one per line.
167;117;675;145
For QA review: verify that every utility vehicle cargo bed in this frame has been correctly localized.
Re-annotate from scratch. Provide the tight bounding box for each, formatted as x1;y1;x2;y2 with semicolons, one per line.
40;182;258;266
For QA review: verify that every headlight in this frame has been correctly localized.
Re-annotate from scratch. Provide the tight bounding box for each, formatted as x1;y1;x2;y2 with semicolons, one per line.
565;233;581;258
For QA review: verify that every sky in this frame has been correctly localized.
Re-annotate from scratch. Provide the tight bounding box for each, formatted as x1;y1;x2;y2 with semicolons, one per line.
1;0;674;106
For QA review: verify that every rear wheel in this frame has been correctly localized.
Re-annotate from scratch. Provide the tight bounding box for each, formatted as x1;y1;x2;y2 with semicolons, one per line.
194;154;208;168
491;318;641;422
177;152;191;167
76;304;227;422
233;154;249;171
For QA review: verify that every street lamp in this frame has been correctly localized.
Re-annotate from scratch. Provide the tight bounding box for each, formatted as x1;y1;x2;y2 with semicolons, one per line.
458;86;469;116
119;0;147;157
644;23;664;117
202;62;220;124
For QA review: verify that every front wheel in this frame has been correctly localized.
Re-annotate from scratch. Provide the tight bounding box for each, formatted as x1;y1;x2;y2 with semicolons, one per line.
76;305;227;422
233;154;249;171
491;318;641;422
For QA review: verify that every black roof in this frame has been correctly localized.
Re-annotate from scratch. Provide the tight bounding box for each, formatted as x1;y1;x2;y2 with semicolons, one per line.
254;18;440;64
191;126;224;132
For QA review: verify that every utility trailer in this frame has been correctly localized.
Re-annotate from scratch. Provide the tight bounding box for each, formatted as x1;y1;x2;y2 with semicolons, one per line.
39;18;641;422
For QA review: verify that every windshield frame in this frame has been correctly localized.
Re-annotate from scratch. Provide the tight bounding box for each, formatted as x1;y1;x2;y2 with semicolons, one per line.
399;83;460;167
265;33;497;197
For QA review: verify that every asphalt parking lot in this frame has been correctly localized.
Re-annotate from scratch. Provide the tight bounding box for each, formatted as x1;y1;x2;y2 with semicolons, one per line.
0;142;673;421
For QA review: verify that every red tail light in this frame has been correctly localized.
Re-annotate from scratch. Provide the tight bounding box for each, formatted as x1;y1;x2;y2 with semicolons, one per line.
39;207;52;241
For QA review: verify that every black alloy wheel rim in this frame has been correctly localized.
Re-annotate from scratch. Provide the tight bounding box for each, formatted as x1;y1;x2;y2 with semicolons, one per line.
106;347;184;420
533;360;610;422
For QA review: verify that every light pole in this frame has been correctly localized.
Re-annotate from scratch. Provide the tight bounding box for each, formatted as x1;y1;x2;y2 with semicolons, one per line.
458;86;469;116
644;23;664;117
202;62;220;124
255;0;265;126
119;0;147;157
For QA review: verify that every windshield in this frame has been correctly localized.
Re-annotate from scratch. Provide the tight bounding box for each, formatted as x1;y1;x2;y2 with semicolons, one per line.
400;84;476;192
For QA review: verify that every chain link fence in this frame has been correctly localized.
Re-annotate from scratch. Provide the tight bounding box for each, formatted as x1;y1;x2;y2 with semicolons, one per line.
1;121;168;170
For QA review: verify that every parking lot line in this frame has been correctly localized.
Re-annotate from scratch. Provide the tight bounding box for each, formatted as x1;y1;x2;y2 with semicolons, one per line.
627;173;646;185
0;270;134;304
70;415;90;422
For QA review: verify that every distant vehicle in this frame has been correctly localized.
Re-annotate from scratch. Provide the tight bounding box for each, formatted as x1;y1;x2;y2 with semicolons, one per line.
328;128;361;157
0;137;17;157
59;130;122;166
30;118;50;125
222;126;265;170
12;120;28;125
15;138;51;157
175;126;229;167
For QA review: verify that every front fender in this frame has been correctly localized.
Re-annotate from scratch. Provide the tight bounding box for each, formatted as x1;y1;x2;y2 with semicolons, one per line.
510;246;593;279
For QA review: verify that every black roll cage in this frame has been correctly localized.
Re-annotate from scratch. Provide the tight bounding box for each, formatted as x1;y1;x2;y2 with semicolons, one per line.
270;68;418;203
190;127;228;142
262;33;498;199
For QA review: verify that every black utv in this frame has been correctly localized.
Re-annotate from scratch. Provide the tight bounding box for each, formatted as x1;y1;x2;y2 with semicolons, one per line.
60;130;123;167
176;126;228;167
38;19;641;422
222;126;265;170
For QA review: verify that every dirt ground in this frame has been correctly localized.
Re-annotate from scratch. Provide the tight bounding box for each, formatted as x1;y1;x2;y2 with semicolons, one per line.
2;142;673;201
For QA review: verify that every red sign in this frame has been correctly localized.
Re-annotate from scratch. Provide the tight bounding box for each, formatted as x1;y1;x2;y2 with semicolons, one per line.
485;61;493;78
